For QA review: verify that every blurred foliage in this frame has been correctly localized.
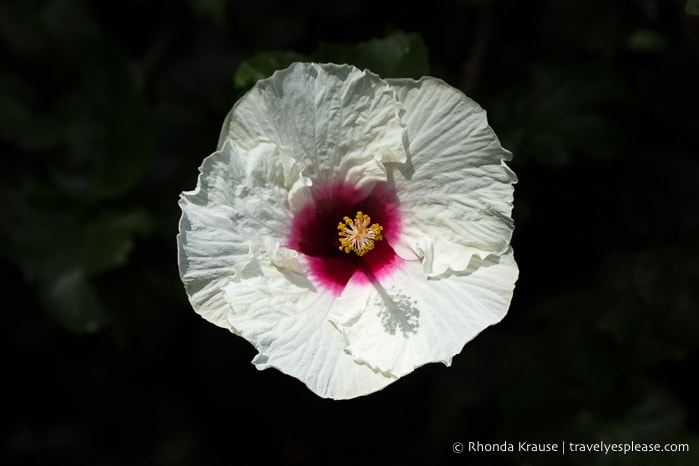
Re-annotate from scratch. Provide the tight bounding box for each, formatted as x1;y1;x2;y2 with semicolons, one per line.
491;63;628;166
233;30;429;91
312;30;430;79
688;0;699;15
1;0;155;334
233;50;309;90
3;0;698;465
189;0;231;27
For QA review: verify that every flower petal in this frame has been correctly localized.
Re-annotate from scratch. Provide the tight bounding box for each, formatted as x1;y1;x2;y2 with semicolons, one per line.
387;77;517;276
222;250;396;400
179;63;519;399
177;140;304;328
179;138;396;399
333;250;518;377
218;63;407;192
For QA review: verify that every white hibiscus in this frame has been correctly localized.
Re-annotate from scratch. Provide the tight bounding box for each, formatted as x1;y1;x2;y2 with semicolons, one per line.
177;62;518;399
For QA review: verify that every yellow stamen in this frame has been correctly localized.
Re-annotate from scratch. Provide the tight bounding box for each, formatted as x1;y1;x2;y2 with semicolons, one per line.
337;211;384;257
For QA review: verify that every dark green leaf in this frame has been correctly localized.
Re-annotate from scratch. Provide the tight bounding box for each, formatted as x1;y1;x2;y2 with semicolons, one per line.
60;41;154;201
189;0;231;27
312;30;429;79
1;0;153;202
492;64;627;166
627;29;668;52
233;50;309;90
7;204;152;333
232;31;429;90
687;0;699;15
40;268;111;334
84;209;153;275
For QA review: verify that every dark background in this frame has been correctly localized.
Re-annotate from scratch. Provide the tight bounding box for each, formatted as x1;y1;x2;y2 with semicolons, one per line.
3;0;698;464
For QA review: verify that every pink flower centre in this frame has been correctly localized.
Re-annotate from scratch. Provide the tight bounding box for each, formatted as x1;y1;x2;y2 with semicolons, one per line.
287;181;401;295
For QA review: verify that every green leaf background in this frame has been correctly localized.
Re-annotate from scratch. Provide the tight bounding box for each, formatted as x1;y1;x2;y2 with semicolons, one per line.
3;0;698;464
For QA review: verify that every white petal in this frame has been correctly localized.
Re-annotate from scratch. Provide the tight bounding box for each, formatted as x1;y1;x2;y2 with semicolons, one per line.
222;253;396;400
218;63;407;192
333;250;518;377
387;77;516;276
177;140;303;328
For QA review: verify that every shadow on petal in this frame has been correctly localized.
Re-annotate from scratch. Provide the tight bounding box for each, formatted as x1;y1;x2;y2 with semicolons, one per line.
361;264;420;337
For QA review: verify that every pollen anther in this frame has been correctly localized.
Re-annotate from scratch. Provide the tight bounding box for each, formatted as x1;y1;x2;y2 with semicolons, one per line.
337;211;384;257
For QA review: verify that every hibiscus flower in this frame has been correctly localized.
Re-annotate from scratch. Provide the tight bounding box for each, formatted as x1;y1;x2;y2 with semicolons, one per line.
177;62;518;399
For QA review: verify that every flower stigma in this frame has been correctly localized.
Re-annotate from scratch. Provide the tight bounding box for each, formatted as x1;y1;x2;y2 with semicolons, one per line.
337;211;384;257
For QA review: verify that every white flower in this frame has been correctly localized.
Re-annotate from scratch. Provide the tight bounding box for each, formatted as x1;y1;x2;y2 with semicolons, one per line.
177;62;518;399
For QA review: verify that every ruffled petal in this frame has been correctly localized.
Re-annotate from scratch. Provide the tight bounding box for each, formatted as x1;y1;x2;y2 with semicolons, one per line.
222;247;396;400
179;138;398;399
179;63;518;399
333;250;518;377
387;77;516;276
177;140;304;328
218;63;407;192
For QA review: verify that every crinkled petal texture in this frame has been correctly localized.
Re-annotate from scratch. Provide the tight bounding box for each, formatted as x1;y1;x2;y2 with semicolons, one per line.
178;62;518;400
387;77;516;276
218;62;407;193
179;140;397;399
331;252;517;379
178;140;306;328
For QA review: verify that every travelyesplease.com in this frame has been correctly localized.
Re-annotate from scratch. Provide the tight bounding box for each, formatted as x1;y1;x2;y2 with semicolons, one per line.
452;440;690;455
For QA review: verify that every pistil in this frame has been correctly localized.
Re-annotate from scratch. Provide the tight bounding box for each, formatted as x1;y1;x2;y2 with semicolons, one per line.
337;211;384;257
